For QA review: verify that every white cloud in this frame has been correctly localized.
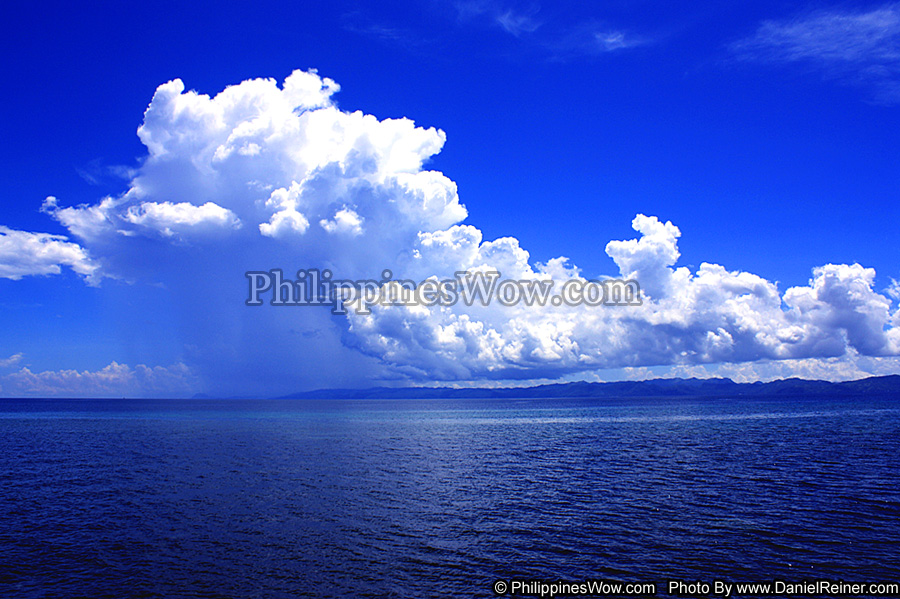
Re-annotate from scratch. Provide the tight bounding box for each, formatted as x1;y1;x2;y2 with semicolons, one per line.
887;277;900;301
548;22;649;58
3;69;898;395
41;195;120;242
593;30;646;52
453;2;646;57
40;69;465;277
732;3;900;103
259;182;310;237
320;206;364;236
605;214;681;299
16;69;471;395
451;1;543;37
0;353;23;369
124;201;241;237
496;8;542;37
0;362;199;398
0;224;99;283
784;263;899;356
346;214;900;381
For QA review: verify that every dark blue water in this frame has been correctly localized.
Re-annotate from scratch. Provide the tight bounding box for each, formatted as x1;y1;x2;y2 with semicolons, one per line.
1;396;899;598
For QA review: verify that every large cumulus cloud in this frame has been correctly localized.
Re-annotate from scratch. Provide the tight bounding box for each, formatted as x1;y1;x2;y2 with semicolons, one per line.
2;69;899;395
40;70;465;278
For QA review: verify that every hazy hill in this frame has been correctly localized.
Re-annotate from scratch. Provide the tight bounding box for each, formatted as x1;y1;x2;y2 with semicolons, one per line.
279;375;900;400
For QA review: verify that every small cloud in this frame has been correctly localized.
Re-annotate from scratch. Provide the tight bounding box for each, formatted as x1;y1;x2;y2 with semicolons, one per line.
496;8;541;37
124;201;241;238
452;1;541;37
0;224;100;283
731;3;900;103
549;22;650;59
259;182;310;238
595;30;645;52
0;353;23;369
888;278;900;301
320;206;364;236
452;2;645;54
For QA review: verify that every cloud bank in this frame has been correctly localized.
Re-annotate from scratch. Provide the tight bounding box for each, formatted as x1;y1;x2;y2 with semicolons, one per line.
0;362;198;398
346;215;900;380
2;69;899;395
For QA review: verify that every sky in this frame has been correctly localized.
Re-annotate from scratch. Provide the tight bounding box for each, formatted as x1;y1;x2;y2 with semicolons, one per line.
1;0;899;397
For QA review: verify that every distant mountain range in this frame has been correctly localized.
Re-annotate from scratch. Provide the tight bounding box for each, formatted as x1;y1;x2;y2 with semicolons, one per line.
277;374;900;400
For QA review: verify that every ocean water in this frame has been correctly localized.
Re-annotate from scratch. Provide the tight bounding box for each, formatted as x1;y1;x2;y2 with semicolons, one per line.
1;395;899;598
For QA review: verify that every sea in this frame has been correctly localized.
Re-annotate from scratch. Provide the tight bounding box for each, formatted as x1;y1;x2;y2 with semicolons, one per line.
1;395;898;598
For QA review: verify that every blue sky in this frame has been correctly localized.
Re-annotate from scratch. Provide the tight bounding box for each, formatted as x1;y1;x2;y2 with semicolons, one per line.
1;1;899;397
